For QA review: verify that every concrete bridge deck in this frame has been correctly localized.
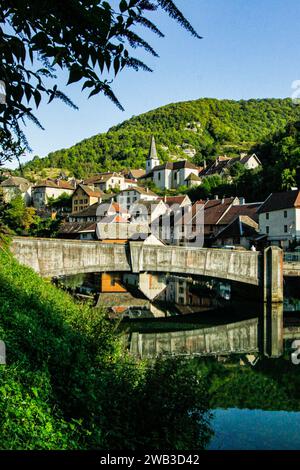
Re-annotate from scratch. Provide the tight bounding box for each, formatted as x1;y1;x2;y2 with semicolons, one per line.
10;237;289;302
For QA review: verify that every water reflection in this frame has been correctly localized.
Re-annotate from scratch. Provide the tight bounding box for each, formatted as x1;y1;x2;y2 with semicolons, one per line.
123;303;295;360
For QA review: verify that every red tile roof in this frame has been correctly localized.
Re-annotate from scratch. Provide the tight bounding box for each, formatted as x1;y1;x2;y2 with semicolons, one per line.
204;198;236;225
217;203;261;225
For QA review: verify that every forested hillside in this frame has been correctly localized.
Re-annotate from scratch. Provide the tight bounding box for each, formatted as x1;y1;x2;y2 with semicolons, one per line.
23;98;300;178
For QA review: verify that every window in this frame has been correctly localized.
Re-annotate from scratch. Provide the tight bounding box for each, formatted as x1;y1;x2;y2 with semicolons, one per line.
174;172;177;181
284;210;288;218
84;199;88;204
266;226;269;234
284;225;288;233
74;200;78;205
158;173;161;181
266;213;269;220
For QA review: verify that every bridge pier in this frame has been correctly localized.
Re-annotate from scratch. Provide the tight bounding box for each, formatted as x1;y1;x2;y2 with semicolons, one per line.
261;302;284;358
263;246;283;303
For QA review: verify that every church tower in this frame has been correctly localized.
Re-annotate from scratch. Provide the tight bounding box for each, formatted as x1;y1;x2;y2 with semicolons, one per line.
146;136;160;174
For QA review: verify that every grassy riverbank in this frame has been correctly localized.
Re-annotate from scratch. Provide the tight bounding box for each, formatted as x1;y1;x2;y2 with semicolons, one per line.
0;243;212;450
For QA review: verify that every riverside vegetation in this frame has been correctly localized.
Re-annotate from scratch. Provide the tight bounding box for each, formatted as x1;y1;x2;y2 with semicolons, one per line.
0;239;213;450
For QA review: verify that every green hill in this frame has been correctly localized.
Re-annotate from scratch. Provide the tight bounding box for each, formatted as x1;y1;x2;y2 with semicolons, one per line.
23;98;300;178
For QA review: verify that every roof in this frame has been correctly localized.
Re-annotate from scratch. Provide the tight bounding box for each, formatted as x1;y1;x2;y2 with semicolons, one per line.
110;201;128;213
215;216;259;239
75;184;103;198
204;197;237;225
58;221;96;235
217;203;261;225
129;169;146;179
240;153;261;165
98;214;128;224
147;136;158;161
83;172;123;184
153;160;199;172
185;173;202;181
119;186;158;197
258;190;300;213
34;179;74;190
158;195;190;206
70;200;127;218
70;202;99;218
1;176;31;192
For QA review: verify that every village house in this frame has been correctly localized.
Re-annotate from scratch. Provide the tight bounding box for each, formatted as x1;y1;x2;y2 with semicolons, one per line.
68;200;128;223
213;215;259;249
258;189;300;249
200;153;262;178
130;199;168;224
116;186;159;210
71;184;103;213
0;176;32;206
59;200;129;240
83;172;137;192
122;168;146;180
32;179;74;209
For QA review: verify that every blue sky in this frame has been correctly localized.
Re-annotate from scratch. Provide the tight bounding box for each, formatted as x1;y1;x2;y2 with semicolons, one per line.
12;0;300;168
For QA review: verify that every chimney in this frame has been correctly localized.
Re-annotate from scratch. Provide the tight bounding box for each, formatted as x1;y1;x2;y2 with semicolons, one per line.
203;159;207;170
146;187;149;193
239;197;245;205
214;195;219;200
164;195;167;203
221;196;225;204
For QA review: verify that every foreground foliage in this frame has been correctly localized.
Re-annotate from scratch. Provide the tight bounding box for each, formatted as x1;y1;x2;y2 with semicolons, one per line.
0;245;212;450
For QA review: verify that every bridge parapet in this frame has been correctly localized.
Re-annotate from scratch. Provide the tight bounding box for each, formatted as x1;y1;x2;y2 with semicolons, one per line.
11;237;131;277
130;242;261;286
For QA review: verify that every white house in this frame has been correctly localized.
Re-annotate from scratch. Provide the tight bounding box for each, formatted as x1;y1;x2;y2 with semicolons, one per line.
116;186;159;211
258;190;300;249
32;179;74;209
1;176;32;206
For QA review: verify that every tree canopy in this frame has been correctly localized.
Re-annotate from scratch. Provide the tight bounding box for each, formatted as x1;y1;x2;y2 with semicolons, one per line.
0;0;200;163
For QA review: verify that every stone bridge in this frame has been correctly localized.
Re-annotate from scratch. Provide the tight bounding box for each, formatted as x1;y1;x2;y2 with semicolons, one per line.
10;237;285;302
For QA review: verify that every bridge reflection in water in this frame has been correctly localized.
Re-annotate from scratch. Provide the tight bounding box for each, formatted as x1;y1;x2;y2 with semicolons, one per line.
126;303;300;360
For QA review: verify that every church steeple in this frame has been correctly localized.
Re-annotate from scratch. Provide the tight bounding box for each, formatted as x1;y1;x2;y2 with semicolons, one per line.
146;136;160;173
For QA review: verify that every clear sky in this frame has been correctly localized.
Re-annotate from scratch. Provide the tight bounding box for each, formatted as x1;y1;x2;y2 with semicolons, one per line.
11;0;300;168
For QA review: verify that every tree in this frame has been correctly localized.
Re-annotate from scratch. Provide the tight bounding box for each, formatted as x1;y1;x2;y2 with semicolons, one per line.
2;195;38;233
0;1;201;159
